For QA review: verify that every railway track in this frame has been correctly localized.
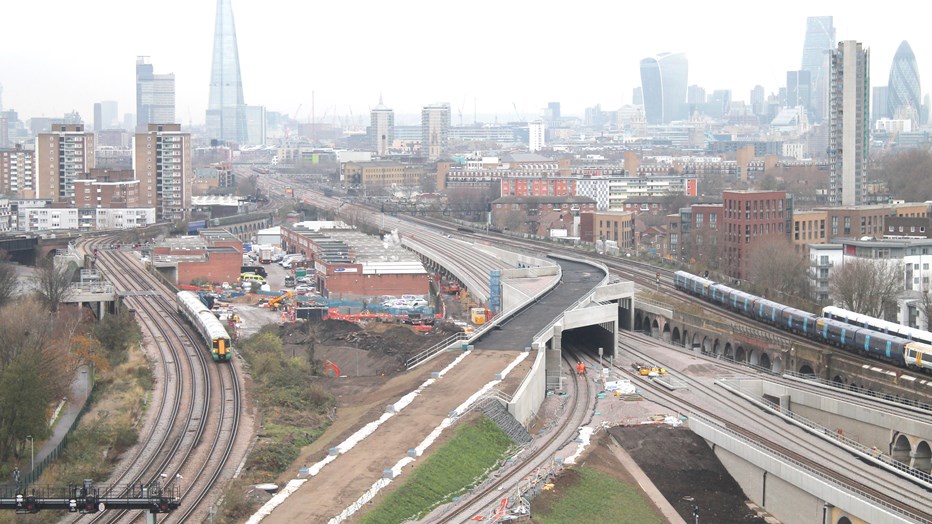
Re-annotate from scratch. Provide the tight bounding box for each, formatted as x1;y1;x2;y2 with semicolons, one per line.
604;332;932;523
73;237;242;523
430;350;594;523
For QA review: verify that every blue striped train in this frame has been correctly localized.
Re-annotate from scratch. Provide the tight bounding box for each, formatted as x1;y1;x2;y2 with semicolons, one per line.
673;271;932;373
176;290;233;362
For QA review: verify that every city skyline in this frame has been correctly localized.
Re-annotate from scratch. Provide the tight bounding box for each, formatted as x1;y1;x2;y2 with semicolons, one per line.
2;1;931;126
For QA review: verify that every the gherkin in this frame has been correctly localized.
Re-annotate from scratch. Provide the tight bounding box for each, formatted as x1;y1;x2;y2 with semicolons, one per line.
206;0;247;143
887;40;922;125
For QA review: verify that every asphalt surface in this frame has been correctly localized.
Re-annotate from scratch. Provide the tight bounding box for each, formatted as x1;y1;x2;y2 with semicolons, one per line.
474;256;606;351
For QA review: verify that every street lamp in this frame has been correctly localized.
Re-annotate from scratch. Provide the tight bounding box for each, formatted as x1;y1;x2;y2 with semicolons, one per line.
25;435;34;473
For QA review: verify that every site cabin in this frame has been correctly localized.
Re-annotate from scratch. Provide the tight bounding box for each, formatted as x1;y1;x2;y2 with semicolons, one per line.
471;307;488;325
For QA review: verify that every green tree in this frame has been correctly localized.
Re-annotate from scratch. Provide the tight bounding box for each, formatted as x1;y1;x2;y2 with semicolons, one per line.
92;311;141;366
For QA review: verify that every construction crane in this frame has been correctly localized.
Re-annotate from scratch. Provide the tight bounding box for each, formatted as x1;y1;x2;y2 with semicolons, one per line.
512;102;526;122
458;95;467;126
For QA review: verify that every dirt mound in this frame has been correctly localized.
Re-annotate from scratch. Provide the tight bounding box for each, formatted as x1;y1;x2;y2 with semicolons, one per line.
280;319;465;376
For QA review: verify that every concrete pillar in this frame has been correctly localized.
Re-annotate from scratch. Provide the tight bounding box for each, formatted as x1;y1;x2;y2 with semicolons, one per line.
779;395;791;412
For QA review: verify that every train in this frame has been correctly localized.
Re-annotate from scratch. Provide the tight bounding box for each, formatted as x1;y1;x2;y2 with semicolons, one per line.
673;271;932;373
822;305;932;345
176;291;233;362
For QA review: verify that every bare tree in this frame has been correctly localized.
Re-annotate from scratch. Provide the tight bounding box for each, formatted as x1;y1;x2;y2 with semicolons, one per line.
917;290;932;330
0;252;16;307
829;258;902;318
32;258;77;313
746;237;811;300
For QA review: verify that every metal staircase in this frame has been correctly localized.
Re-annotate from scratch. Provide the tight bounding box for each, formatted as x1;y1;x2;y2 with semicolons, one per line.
478;396;532;445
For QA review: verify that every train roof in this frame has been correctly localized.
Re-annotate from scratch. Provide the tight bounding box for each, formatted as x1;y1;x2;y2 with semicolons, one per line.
178;290;211;314
200;313;231;340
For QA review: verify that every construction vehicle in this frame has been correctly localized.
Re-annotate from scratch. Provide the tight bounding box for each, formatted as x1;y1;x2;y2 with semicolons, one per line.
266;291;293;312
634;363;667;377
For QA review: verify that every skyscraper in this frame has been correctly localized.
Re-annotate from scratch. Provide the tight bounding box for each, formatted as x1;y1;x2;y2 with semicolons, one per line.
887;40;922;126
786;70;812;110
829;41;870;207
872;86;889;123
528;120;545;152
94;101;119;131
639;53;688;125
206;0;247;144
801;16;835;122
135;57;175;132
370;97;394;155
421;103;450;161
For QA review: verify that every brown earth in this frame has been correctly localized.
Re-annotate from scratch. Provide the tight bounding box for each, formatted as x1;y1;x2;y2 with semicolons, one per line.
257;316;767;524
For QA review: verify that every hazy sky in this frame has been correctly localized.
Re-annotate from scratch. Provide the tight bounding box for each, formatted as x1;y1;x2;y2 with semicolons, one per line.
2;1;931;127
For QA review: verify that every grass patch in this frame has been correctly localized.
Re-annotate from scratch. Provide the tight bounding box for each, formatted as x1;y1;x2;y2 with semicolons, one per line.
531;466;664;524
360;416;515;524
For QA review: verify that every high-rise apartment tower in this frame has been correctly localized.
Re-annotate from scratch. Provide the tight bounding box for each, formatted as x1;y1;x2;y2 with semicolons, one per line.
134;124;191;221
35;124;95;202
829;41;870;206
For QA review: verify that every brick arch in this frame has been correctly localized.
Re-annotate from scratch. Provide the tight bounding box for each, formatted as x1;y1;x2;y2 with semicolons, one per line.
671;327;681;345
914;441;932;473
892;433;912;463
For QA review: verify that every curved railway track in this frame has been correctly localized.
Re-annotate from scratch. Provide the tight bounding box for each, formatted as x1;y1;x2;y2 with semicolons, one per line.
432;350;593;523
73;237;242;523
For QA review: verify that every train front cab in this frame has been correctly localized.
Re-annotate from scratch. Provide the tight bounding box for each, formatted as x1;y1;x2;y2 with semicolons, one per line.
212;337;232;362
905;342;932;371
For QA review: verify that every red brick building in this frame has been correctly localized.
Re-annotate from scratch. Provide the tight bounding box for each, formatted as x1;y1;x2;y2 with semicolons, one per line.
151;228;243;286
282;222;429;300
578;211;635;249
490;196;597;237
722;190;792;279
74;168;140;209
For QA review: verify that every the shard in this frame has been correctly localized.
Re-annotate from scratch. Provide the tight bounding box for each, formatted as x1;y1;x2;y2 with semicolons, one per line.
206;0;247;144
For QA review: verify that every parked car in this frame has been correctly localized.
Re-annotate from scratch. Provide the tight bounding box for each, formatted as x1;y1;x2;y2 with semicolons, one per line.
295;284;314;295
296;276;312;284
